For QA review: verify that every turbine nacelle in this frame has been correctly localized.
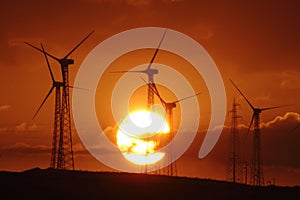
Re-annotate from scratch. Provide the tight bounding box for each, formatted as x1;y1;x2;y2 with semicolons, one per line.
140;76;200;111
59;59;74;66
110;29;166;82
254;108;262;114
53;81;64;87
145;68;159;75
166;102;177;109
24;30;94;68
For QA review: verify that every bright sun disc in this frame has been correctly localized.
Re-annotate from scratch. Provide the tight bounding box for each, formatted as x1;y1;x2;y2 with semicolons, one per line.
117;110;170;165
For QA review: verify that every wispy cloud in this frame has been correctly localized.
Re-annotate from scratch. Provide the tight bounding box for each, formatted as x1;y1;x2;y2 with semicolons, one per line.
72;125;119;156
15;122;38;132
1;142;50;154
261;112;300;128
253;93;271;101
280;71;300;89
0;122;39;133
0;104;11;111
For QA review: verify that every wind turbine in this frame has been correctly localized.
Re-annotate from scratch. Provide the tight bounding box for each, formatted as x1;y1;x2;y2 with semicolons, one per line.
25;30;94;170
230;79;291;186
111;29;167;110
142;77;200;176
33;43;63;169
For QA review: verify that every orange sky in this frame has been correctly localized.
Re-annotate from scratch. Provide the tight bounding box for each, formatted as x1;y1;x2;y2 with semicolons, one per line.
0;0;300;187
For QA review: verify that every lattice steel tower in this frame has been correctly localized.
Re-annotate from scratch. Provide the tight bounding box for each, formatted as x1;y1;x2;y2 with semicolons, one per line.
226;97;243;183
230;79;289;186
25;31;94;170
31;44;64;169
145;81;200;176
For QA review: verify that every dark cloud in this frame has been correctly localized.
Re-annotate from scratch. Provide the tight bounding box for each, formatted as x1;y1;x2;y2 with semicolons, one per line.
261;112;300;168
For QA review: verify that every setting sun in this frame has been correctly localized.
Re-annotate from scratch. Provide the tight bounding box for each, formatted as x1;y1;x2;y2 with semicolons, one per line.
116;110;170;165
1;0;300;190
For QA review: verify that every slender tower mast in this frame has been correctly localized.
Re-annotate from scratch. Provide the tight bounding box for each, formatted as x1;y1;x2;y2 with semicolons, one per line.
164;103;177;176
250;111;264;186
31;44;64;169
51;84;61;168
244;162;248;184
57;60;74;170
226;97;242;183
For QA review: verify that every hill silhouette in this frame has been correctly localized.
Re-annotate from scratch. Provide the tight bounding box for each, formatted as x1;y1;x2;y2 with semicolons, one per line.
0;167;299;199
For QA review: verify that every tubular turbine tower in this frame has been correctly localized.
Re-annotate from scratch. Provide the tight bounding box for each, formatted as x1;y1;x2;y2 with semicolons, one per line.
25;31;94;170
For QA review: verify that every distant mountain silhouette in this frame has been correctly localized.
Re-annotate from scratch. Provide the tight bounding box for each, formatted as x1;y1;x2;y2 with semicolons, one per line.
0;167;299;199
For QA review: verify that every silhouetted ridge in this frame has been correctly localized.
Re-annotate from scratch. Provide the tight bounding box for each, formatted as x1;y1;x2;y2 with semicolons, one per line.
0;168;299;200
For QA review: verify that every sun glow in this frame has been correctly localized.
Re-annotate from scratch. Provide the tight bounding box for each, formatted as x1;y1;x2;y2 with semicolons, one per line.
117;110;170;165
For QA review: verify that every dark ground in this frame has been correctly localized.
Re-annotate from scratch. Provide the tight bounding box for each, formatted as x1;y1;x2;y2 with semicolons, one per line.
0;168;299;200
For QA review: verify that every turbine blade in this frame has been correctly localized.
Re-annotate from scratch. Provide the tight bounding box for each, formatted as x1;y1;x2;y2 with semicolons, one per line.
152;85;167;106
41;43;55;82
151;83;160;96
230;79;255;110
110;70;146;73
128;70;147;73
67;85;89;91
261;104;294;111
64;30;94;59
109;70;128;73
172;92;201;104
139;76;166;105
146;29;167;70
32;86;55;120
24;42;60;62
151;82;167;105
140;75;162;99
247;114;255;135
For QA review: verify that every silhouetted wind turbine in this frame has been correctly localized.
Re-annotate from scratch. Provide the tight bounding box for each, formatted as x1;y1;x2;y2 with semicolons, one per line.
33;43;63;169
141;77;200;133
111;29;167;109
142;77;200;176
25;31;94;170
230;79;291;186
